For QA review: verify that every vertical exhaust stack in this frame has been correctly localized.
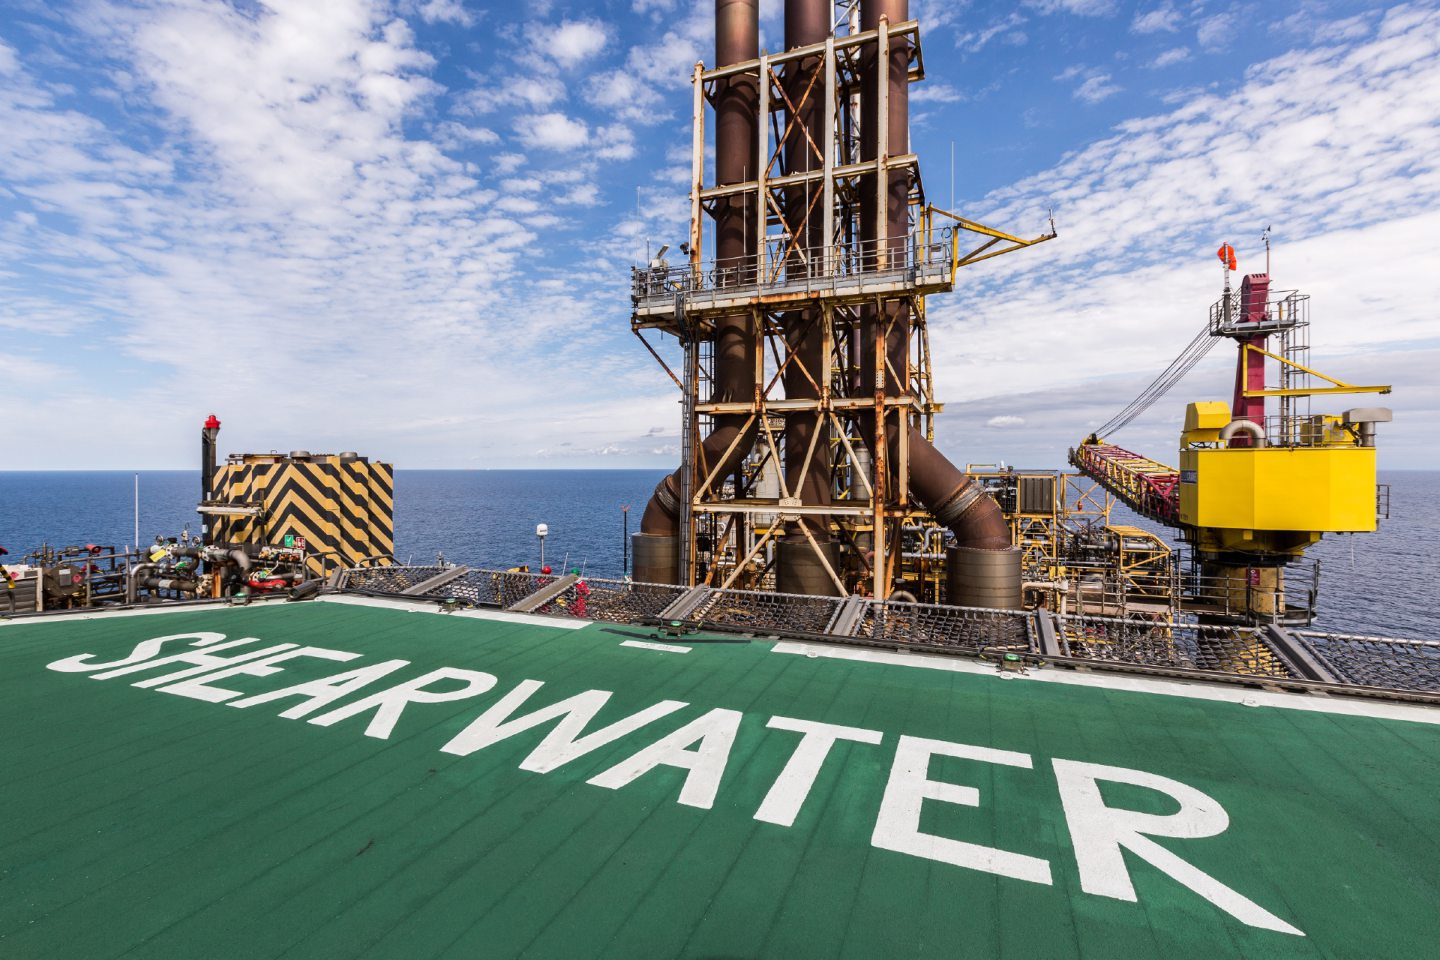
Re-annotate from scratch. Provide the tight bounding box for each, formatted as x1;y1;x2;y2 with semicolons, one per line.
776;0;839;595
635;0;761;584
200;414;220;549
857;0;1017;603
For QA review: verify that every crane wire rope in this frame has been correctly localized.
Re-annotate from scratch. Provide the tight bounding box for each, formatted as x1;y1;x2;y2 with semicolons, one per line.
1092;320;1220;439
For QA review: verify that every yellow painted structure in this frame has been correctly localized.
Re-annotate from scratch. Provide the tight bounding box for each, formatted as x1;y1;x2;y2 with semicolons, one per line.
1180;401;1230;446
1178;446;1377;537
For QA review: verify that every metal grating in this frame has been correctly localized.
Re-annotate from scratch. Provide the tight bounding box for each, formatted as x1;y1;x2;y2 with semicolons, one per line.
334;566;1440;699
692;588;845;635
1295;631;1440;693
853;600;1031;651
417;569;544;609
534;578;688;625
342;565;449;593
1055;615;1293;679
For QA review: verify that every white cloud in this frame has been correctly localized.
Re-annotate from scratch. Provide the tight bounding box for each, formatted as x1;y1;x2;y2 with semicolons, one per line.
594;123;636;161
586;68;668;125
1272;7;1377;44
492;152;526;175
912;82;965;104
1149;46;1192;69
543;19;609;68
460;75;565;114
955;13;1028;54
587;0;712;134
1197;12;1236;52
433;120;499;148
494;195;540;215
415;0;474;26
1075;74;1121;103
1026;0;1118;16
986;415;1027;429
515;111;589;150
559;182;602;206
1132;4;1183;34
1312;15;1374;43
0;37;19;76
0;0;647;468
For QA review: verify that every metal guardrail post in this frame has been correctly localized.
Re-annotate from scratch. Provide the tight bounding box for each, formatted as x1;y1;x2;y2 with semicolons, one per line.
1262;624;1339;683
678;292;694;586
827;595;867;636
1033;610;1062;656
401;566;472;596
507;574;580;613
659;585;712;621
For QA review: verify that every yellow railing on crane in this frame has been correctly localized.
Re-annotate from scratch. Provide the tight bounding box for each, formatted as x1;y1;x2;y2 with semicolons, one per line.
921;205;1057;285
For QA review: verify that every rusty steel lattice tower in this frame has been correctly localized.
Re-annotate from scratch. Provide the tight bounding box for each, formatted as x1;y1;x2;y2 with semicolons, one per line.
630;0;1053;602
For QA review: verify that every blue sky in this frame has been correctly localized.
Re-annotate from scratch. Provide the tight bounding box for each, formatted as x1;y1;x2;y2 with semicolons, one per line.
1;0;1436;470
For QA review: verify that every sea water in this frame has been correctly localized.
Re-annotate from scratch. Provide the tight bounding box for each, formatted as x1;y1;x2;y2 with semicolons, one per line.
1;468;1433;639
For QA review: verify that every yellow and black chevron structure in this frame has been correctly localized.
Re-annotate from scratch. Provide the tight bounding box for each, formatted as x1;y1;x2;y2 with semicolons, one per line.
211;452;393;577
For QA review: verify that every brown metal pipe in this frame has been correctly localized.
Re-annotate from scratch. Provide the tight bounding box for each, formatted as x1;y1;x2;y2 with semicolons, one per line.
640;0;760;551
857;0;1010;552
781;0;831;546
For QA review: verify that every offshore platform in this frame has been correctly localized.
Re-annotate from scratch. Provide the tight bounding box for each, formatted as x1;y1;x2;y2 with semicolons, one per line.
620;0;1393;639
2;5;1437;956
2;0;1407;670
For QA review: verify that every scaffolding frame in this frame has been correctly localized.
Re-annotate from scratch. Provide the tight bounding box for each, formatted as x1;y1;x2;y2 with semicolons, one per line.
630;14;1052;598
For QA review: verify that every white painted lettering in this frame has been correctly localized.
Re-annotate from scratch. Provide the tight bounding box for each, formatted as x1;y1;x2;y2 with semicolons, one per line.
91;638;298;688
872;735;1052;885
46;632;228;673
154;647;360;703
307;667;499;740
440;679;688;773
228;660;412;718
588;708;742;809
1052;759;1302;936
754;716;883;827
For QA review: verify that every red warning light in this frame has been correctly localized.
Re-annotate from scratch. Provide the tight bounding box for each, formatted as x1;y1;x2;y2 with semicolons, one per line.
204;414;221;430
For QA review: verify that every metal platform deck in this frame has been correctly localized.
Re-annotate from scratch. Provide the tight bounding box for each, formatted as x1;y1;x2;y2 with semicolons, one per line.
2;596;1437;958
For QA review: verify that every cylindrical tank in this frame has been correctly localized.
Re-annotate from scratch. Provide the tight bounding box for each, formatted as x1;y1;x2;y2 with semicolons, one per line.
776;539;844;596
946;545;1022;609
632;534;679;585
1213;563;1283;619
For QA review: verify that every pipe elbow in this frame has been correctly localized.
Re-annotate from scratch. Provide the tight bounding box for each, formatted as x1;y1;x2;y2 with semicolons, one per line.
1220;419;1266;444
639;473;682;536
931;478;1012;549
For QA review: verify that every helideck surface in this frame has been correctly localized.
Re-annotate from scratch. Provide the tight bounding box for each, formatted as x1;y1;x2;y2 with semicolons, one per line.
1;598;1436;959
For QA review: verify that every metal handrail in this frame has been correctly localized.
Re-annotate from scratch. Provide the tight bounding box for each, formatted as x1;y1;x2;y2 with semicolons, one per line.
632;232;954;306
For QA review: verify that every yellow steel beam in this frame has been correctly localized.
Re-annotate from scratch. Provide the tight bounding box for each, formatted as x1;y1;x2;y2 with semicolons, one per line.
1240;343;1391;398
925;204;1057;285
1245;387;1390;398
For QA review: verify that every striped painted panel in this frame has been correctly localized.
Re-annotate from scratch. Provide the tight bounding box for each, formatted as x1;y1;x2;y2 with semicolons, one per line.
211;456;394;577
